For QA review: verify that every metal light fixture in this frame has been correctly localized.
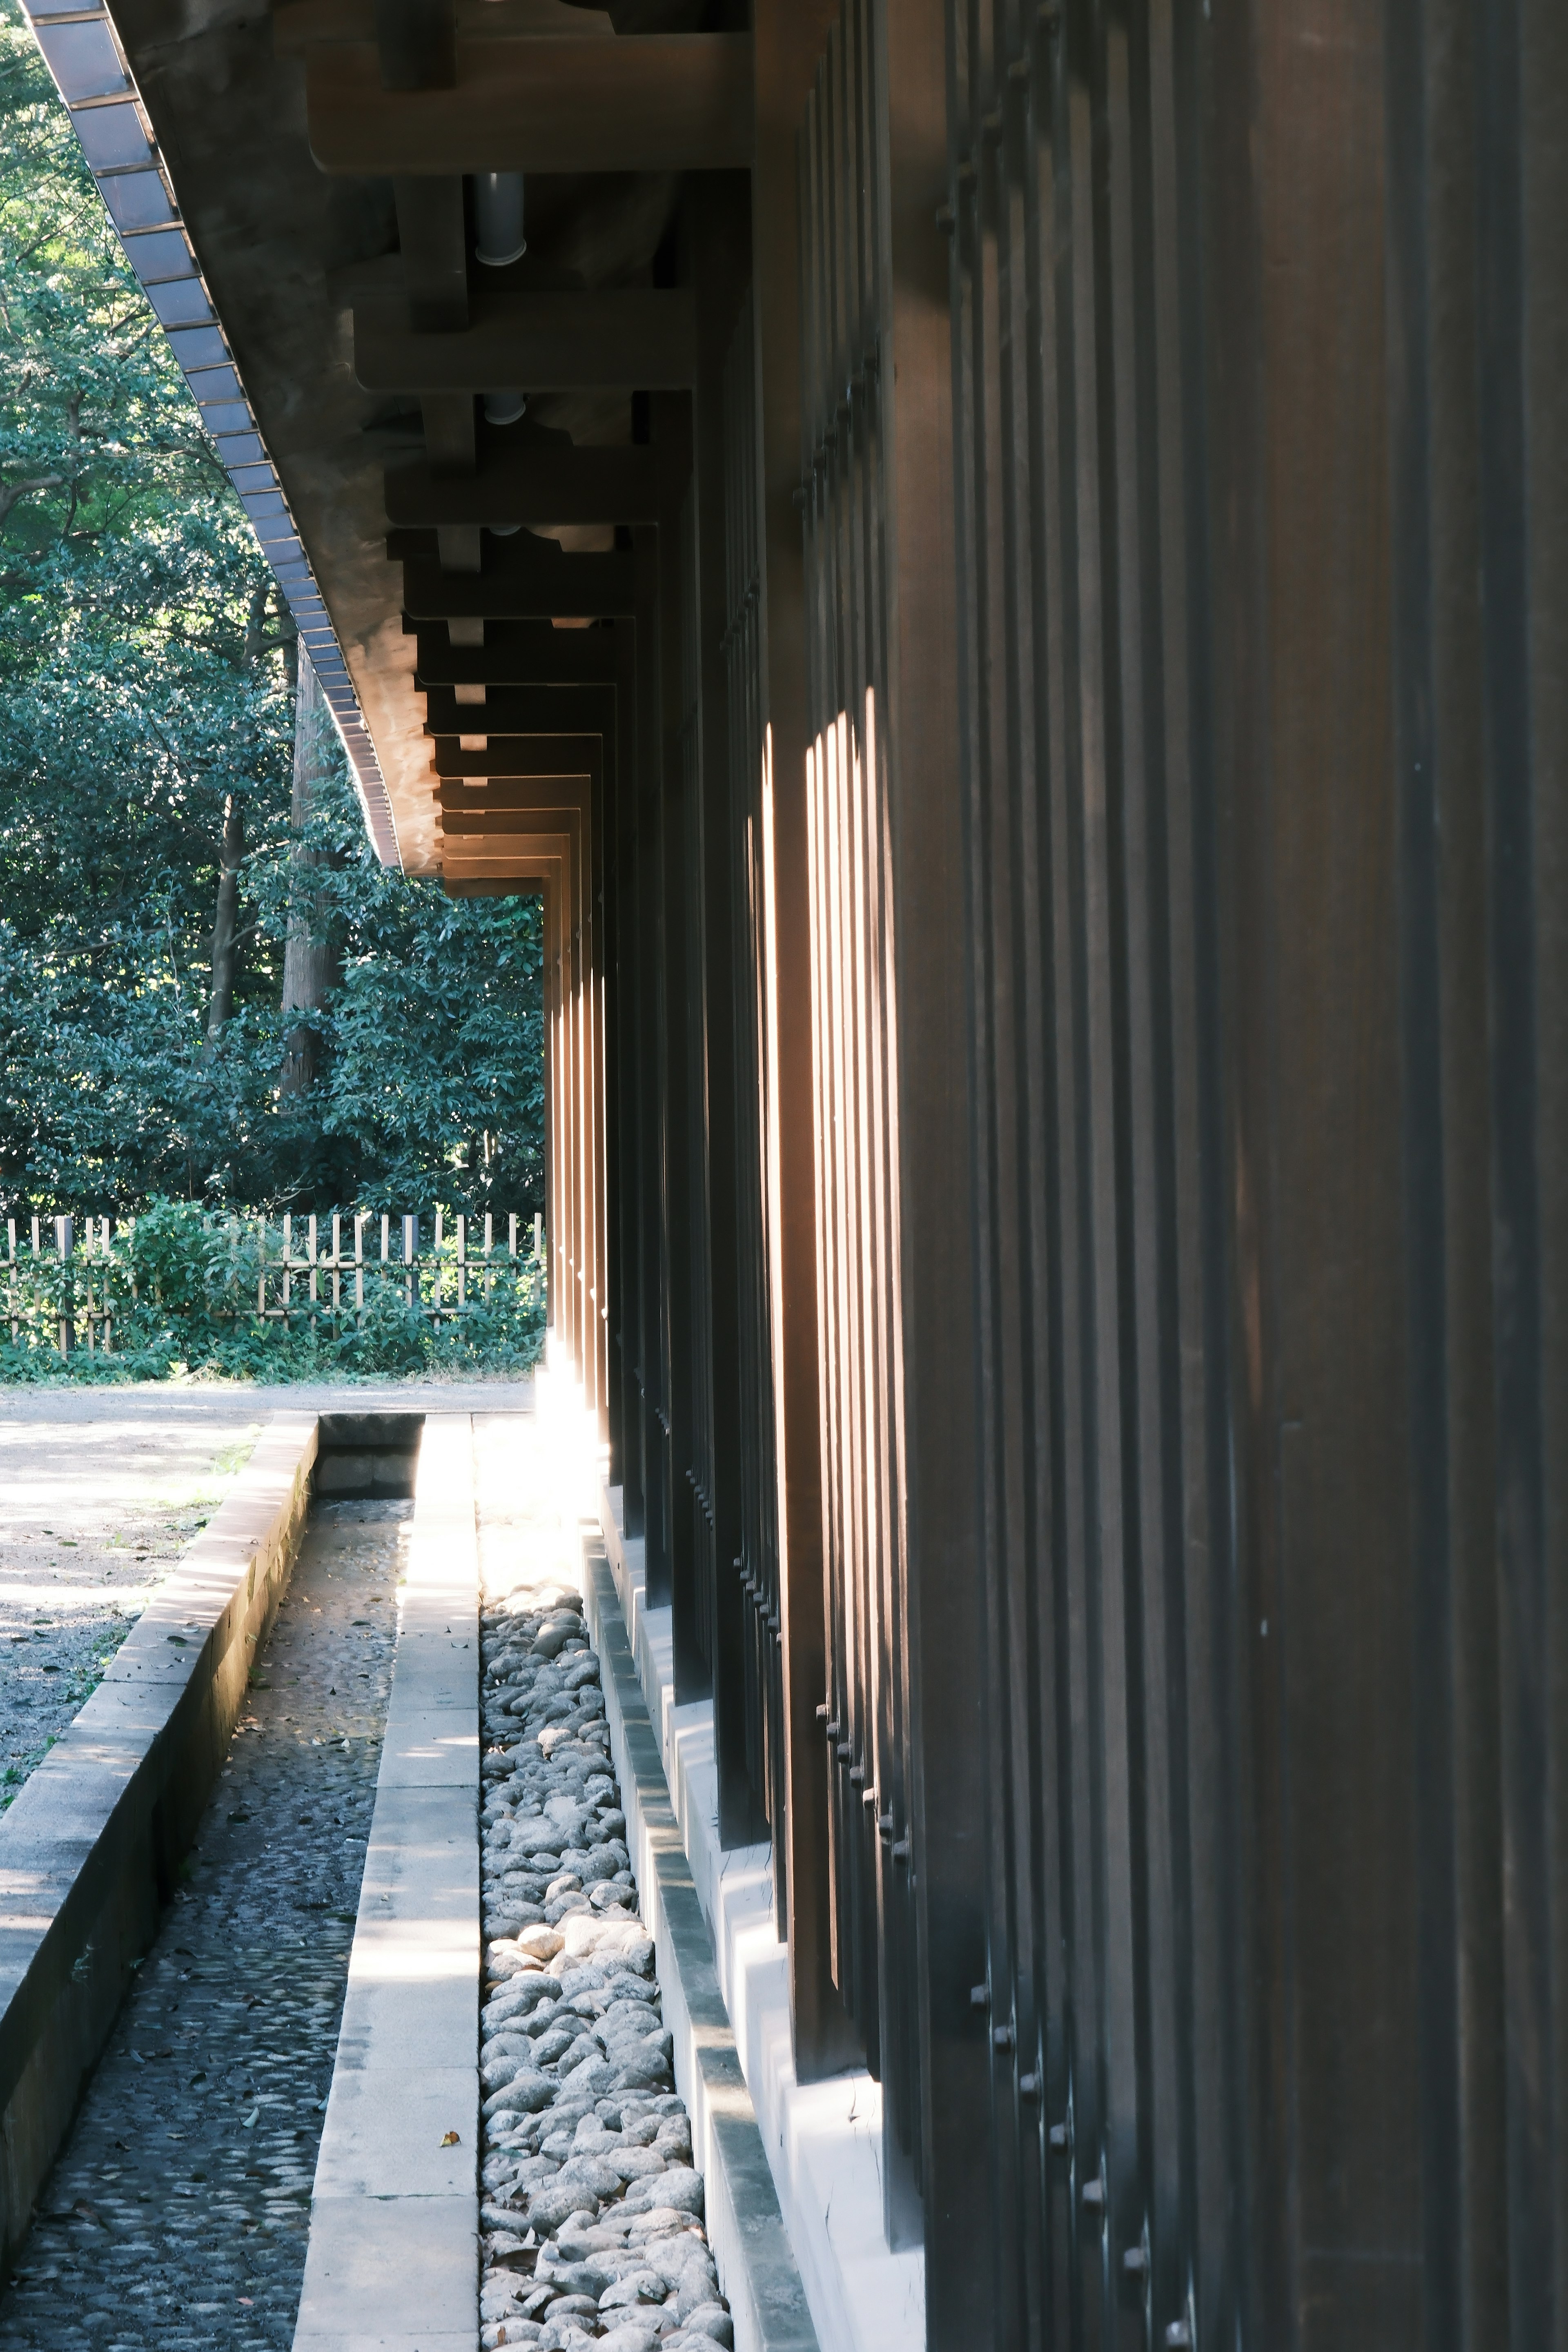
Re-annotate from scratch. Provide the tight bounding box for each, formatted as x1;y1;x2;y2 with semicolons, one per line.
473;172;525;267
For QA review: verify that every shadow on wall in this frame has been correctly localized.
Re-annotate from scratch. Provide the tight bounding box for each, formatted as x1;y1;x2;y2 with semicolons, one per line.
314;1413;424;1501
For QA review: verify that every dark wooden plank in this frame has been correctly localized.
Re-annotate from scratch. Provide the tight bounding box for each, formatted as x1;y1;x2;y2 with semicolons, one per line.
276;0;593;49
307;34;754;175
439;812;576;840
421;682;613;733
427;738;597;775
402;550;638;621
387;441;670;530
437;780;592;810
392;176;466;331
357;289;697;396
419;392;477;470
413;626;622;686
373;0;452;89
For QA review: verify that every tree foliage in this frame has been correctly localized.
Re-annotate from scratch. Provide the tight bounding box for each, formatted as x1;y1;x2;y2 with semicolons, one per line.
0;0;544;1224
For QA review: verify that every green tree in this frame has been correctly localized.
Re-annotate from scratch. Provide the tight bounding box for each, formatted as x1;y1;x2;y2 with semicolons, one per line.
0;0;546;1230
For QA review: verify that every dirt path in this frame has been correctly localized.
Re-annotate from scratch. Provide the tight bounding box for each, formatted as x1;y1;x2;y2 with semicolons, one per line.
0;1382;529;1802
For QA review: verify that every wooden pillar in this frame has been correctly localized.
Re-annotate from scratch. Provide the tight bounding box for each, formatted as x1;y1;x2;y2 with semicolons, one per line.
751;0;860;2080
652;390;705;1699
872;0;988;2288
612;621;649;1538
633;531;673;1607
691;174;770;1845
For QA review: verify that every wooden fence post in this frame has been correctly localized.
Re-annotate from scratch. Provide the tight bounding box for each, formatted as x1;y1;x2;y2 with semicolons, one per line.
54;1215;73;1358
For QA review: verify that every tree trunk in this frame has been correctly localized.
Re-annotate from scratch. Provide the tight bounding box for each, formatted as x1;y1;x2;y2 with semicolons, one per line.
205;793;244;1041
205;585;298;1045
280;652;341;1096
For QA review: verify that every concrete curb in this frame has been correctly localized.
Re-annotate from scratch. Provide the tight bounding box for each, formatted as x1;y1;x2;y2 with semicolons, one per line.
293;1413;480;2352
0;1411;318;2277
582;1544;820;2352
590;1490;925;2352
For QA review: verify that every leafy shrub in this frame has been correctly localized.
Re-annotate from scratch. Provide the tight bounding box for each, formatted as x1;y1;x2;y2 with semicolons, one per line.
0;1202;546;1383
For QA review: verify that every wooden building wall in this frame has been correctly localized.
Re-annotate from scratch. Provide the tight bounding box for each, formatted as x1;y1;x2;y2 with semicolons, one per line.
281;1;1568;2342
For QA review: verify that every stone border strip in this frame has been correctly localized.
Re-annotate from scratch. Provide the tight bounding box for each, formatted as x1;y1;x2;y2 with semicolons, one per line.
588;1492;925;2352
0;1411;319;2278
579;1544;821;2352
292;1412;481;2352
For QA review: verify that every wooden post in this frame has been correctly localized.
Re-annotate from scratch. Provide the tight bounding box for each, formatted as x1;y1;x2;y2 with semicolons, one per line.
54;1214;73;1358
751;0;860;2080
690;173;766;1843
355;1210;367;1316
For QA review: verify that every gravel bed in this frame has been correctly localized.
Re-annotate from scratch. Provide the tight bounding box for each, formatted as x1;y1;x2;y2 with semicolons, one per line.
0;1499;406;2351
477;1586;733;2352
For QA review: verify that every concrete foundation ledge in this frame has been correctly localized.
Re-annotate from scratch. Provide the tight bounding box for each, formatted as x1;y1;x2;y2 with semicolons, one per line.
0;1412;319;2278
579;1554;820;2352
581;1484;925;2352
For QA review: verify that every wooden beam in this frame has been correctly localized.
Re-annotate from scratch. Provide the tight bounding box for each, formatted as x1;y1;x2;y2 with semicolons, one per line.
306;35;754;176
437;780;592;811
402;549;639;621
387;441;670;529
440;815;575;845
428;736;598;776
392;176;467;333
422;683;613;732
356;290;696;396
412;626;623;686
274;0;613;56
373;0;453;87
440;851;566;878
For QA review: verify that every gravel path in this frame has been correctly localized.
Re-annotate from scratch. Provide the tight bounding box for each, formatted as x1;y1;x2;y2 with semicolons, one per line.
473;1420;734;2352
0;1498;405;2351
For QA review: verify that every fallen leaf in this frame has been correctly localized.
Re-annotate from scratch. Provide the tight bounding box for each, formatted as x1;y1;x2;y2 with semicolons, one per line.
441;2130;461;2146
